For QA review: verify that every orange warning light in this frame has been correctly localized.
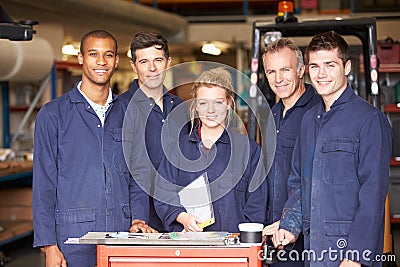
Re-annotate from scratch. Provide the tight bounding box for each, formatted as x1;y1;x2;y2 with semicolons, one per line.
278;1;294;16
275;0;297;23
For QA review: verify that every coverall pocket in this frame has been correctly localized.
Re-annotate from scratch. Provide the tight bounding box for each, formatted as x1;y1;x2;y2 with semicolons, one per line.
111;128;123;142
322;139;358;185
216;174;247;217
323;220;351;263
56;208;96;254
111;128;131;172
233;178;249;219
323;220;351;236
121;203;133;229
217;174;247;192
282;136;296;171
282;137;296;148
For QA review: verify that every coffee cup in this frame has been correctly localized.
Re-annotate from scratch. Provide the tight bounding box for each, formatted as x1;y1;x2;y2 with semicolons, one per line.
238;223;263;243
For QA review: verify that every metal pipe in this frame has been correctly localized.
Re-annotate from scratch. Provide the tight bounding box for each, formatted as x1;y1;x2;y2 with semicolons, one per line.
1;82;10;148
10;74;50;147
243;0;248;16
51;63;56;100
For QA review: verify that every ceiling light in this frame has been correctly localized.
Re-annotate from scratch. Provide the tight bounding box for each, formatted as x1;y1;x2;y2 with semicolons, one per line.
201;43;221;56
264;31;282;45
62;43;79;56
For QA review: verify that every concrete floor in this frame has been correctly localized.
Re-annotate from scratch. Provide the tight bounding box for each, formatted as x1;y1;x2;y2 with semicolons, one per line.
393;226;400;266
0;236;44;267
1;229;400;267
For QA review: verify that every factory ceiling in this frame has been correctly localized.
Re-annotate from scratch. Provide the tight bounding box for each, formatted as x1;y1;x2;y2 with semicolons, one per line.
1;0;188;54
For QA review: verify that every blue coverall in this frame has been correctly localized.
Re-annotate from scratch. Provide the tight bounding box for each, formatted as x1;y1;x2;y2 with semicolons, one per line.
119;79;187;232
280;85;392;267
33;83;150;267
154;127;267;233
267;84;320;267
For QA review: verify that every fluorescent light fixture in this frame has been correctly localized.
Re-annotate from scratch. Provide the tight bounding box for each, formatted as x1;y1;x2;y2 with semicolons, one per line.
127;49;132;58
62;43;79;56
264;31;282;45
201;43;221;56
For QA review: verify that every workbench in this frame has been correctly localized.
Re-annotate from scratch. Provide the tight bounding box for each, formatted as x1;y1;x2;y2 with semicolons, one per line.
97;244;262;267
0;160;32;183
68;232;262;267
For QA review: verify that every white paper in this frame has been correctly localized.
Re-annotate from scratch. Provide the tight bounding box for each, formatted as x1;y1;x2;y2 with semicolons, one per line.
65;238;80;244
178;172;215;228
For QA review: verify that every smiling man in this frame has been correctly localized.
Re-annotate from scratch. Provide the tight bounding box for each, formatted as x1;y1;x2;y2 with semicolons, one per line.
32;30;154;267
120;32;187;233
262;37;320;267
275;31;392;267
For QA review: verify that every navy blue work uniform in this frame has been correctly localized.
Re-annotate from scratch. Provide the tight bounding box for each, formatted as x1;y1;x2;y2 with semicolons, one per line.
280;85;392;267
154;126;267;233
267;84;320;267
120;79;187;232
32;83;150;267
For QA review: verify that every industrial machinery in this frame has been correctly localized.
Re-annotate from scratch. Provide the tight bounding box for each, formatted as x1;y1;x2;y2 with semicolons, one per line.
0;4;37;41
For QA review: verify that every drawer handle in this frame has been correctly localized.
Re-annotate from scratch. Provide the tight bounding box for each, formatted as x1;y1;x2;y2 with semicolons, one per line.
109;257;248;263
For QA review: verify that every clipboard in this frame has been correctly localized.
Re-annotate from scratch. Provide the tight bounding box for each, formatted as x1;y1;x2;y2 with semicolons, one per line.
178;172;215;229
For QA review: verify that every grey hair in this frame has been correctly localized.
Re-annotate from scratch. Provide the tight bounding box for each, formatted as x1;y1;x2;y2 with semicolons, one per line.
262;37;304;76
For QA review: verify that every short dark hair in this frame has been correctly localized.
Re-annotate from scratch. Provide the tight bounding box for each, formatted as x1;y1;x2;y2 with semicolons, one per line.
80;30;118;55
305;30;349;66
130;31;169;63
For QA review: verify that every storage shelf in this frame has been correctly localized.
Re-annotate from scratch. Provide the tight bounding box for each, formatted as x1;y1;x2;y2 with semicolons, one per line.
0;161;33;183
379;64;400;73
9;106;41;112
391;158;400;167
55;61;82;70
391;215;400;224
385;104;400;113
360;63;400;73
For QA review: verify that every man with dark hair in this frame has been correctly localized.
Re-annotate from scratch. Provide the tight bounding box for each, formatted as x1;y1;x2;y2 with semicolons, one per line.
33;30;154;267
262;37;320;267
129;31;169;64
272;31;392;267
79;29;118;55
120;31;187;232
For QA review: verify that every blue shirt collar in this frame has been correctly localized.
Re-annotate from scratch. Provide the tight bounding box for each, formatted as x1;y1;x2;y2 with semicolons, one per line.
129;79;178;103
189;124;230;144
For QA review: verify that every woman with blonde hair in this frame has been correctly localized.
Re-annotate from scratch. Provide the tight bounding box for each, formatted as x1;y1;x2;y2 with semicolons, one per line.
154;67;267;232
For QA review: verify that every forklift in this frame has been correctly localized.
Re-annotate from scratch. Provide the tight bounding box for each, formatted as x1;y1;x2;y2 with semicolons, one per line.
248;1;396;265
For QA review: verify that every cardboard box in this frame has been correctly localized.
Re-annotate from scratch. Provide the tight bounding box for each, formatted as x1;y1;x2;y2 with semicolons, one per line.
0;188;33;246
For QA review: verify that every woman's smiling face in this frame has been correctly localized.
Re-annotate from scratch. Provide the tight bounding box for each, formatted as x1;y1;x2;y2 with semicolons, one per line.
195;85;231;130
